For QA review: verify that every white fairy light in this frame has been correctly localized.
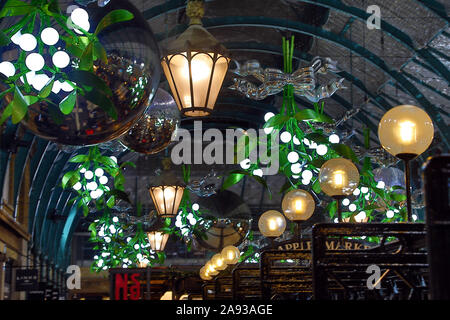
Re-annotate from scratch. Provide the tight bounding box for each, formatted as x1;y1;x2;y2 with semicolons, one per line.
342;198;350;206
74;20;90;34
293;136;301;145
291;163;301;174
25;53;45;71
329;134;340;144
84;170;93;179
301;170;313;181
264;112;275;122
252;169;263;177
134;244;139;250
240;159;251;170
95;168;104;177
11;30;22;44
355;211;366;222
110;156;118;163
192;203;199;211
412;214;418;221
41;27;59;46
365;194;370;200
112;217;119;223
264;127;273;135
99;176;108;185
287;151;299;163
80;167;86;174
19;33;37;51
73;182;82;191
361;187;369;194
353;188;361;196
104;237;111;243
90;190;99;199
349;204;357;212
303;138;310;146
52;51;70;68
126;237;131;243
0;61;16;77
334;218;339;223
96;189;104;197
31;74;50;91
301;178;310;185
316;144;328;156
51;80;61;94
292;175;300;179
109;225;116;234
280;131;292;143
309;141;318;149
386;210;394;218
71;8;89;26
61;81;74;92
376;181;385;189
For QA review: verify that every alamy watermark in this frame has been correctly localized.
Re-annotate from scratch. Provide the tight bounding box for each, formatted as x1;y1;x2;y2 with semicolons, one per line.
170;121;280;176
366;264;382;290
367;5;381;30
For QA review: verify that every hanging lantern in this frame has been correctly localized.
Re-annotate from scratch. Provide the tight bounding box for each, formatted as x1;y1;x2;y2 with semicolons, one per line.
161;0;230;116
148;159;185;218
221;245;240;265
319;158;360;197
146;217;170;252
258;210;286;239
281;189;315;222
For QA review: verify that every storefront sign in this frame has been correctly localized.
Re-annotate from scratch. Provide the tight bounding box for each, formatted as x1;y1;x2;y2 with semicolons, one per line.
277;239;373;251
15;269;38;291
114;273;141;300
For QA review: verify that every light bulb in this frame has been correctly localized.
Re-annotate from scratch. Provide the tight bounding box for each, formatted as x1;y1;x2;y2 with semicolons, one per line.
0;61;16;77
110;156;117;163
264;112;275;122
192;203;199;211
264;127;273;135
333;170;346;187
25;53;44;71
74;20;90;34
41;27;59;46
386;210;394;218
87;182;98;191
353;188;360;196
287;152;299;163
112;217;119;223
52;51;70;68
95;168;104;177
11;30;22;44
355;211;366;223
90;190;99;199
71;8;89;26
361;187;369;194
399;121;416;144
19;33;37;51
349;204;357;212
301;170;313;181
293;136;301;145
240;158;251;169
99;176;108;185
73;182;82;191
316;144;328;156
291;163;301;174
303;138;310;146
342;198;350;206
252;169;263;177
60;81;74;92
329;134;340;144
301;179;310;185
280;132;292;143
84;170;93;180
51;80;61;94
31;74;50;91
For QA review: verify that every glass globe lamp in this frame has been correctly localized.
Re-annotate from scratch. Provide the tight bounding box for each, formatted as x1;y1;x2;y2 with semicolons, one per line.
378;105;434;221
319;158;359;222
220;245;240;265
282;189;315;237
205;261;219;276
258;210;286;240
199;266;212;281
211;253;227;271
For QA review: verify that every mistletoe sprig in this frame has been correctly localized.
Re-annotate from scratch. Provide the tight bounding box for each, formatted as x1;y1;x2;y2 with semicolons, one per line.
89;203;165;272
0;0;134;125
222;36;406;225
62;145;135;215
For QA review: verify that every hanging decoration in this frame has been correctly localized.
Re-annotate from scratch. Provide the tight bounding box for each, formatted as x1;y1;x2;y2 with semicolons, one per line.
119;88;180;155
229;57;345;102
0;0;160;145
222;36;407;225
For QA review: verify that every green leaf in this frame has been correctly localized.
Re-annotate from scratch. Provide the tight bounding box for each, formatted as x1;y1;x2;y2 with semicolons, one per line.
0;31;10;46
106;195;115;208
94;9;134;35
108;189;130;203
79;42;93;71
59;91;77;115
304;133;329;145
62;170;80;189
0;101;13;126
390;193;407;202
69;154;89;163
294;109;334;123
93;41;108;64
222;172;245;190
85;90;118;120
38;76;54;98
264;114;289;129
0;0;34;18
331;144;359;163
11;86;28;124
98;155;118;168
312;179;321;194
119;161;136;169
67;70;113;97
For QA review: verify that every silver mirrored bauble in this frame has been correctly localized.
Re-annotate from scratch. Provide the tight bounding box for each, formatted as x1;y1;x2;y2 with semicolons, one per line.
119;88;180;154
193;190;251;251
374;167;405;190
0;0;160;146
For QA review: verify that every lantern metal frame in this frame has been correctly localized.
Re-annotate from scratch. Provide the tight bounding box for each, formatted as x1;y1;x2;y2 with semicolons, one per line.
161;0;230;117
148;185;185;218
